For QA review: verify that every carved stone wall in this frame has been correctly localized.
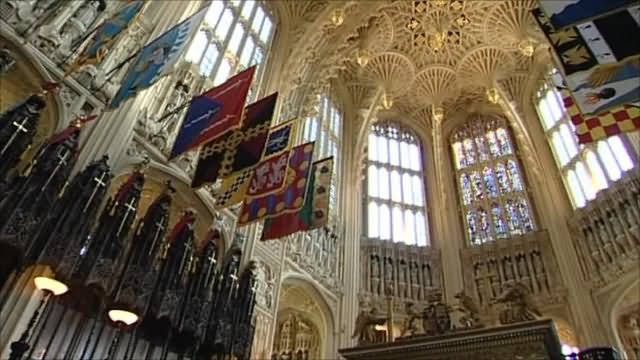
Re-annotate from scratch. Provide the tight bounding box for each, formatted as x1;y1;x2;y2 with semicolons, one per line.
272;313;321;360
460;230;567;319
287;226;343;293
360;239;442;313
569;173;640;287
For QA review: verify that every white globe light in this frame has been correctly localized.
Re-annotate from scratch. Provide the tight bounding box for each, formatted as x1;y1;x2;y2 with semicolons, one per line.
108;309;139;326
34;276;68;296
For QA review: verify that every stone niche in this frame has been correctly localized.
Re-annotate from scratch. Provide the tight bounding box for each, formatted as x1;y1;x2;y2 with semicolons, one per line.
339;319;565;360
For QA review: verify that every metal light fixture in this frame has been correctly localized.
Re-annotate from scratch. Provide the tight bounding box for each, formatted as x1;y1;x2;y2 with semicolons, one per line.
108;309;139;326
8;276;68;360
486;87;500;104
356;48;370;67
331;9;344;26
381;93;393;109
518;39;535;57
432;106;444;122
34;276;68;296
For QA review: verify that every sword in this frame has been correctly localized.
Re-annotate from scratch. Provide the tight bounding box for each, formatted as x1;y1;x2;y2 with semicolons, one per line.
41;148;71;192
0;116;29;156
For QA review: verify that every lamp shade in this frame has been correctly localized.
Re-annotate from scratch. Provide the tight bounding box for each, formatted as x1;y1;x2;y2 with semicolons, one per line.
107;309;139;326
34;276;68;296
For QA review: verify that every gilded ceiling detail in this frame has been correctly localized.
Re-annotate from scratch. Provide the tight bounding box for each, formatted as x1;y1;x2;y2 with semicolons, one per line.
278;0;546;124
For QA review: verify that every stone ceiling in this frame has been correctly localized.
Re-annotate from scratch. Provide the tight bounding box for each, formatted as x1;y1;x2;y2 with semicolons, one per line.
272;0;547;125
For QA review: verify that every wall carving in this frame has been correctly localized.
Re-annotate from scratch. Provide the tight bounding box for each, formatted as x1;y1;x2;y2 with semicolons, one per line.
360;239;442;314
272;313;321;360
569;173;640;287
461;230;567;317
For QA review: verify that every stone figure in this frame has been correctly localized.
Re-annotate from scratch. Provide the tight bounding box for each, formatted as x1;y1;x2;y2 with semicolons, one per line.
400;302;420;337
422;263;432;287
421;299;452;336
352;307;387;345
453;290;483;329
493;282;541;324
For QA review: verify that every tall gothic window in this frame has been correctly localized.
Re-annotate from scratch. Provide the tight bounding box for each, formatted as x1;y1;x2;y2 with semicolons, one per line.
365;122;429;246
451;118;535;245
184;0;274;98
535;70;636;208
303;94;342;219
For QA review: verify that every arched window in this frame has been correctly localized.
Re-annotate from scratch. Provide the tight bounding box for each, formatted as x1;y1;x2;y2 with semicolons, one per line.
451;118;535;245
303;94;342;220
364;122;429;246
184;0;274;99
534;70;636;208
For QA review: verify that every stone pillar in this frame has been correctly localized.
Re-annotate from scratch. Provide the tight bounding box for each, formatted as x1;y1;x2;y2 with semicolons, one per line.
435;115;466;306
339;110;362;349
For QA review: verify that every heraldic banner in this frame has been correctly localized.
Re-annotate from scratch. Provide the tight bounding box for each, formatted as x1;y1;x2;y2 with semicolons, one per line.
238;142;315;225
261;157;333;241
191;92;276;187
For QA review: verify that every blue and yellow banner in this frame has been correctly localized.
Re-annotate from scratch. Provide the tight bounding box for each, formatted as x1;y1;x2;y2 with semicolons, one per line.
109;7;207;108
69;1;144;72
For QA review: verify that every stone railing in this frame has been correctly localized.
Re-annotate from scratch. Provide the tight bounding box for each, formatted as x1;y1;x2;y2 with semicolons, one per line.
287;225;343;293
569;173;640;286
460;230;566;310
360;239;442;311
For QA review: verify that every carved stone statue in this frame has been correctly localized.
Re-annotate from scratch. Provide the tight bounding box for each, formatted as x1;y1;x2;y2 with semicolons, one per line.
353;307;387;345
400;302;421;337
493;282;541;324
453;290;483;329
422;297;452;335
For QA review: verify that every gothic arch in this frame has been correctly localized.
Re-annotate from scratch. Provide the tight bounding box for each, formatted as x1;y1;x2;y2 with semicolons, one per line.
276;274;337;358
607;278;640;359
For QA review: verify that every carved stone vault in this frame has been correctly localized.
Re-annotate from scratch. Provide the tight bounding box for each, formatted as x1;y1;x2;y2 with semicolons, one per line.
273;0;546;123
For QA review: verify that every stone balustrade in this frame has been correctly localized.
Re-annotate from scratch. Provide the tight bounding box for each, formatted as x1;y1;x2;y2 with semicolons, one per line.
360;239;442;311
460;230;565;309
569;172;640;286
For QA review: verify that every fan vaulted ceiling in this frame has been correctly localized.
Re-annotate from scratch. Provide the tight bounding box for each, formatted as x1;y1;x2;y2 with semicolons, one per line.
270;0;548;126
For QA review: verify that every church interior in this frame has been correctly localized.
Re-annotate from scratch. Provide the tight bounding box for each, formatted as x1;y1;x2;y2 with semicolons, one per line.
0;0;639;359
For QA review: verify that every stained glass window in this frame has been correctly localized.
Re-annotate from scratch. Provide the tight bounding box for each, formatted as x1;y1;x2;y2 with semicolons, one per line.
451;117;536;245
184;0;274;101
534;70;637;208
365;122;430;246
303;93;342;220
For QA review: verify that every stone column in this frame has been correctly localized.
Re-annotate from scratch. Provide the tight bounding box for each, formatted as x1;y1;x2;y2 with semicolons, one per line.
338;109;362;350
435;115;466;306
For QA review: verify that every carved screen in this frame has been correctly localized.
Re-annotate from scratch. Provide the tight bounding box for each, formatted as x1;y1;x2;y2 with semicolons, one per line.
451;118;535;245
364;122;429;246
